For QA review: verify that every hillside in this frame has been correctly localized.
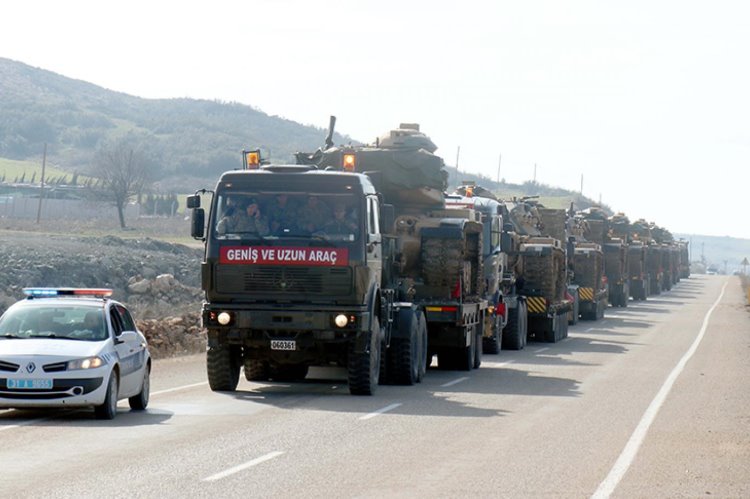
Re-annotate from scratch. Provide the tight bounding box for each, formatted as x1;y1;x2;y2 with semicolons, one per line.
0;57;350;192
0;57;608;212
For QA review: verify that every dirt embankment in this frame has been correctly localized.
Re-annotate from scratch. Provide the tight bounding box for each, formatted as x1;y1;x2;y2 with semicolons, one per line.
0;230;206;358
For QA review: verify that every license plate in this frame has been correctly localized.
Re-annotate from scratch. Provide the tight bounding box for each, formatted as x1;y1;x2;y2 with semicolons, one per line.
7;378;53;390
270;340;296;351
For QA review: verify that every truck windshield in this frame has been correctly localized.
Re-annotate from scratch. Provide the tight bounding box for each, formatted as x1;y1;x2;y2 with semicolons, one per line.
213;192;361;242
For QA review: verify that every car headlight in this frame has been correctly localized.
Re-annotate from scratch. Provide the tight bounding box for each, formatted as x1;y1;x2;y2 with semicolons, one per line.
67;356;105;370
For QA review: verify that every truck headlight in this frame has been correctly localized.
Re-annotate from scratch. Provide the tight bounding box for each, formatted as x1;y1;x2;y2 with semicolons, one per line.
334;314;349;328
218;312;232;325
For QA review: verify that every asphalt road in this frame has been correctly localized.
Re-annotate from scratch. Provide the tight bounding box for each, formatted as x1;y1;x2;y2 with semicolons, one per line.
1;275;748;498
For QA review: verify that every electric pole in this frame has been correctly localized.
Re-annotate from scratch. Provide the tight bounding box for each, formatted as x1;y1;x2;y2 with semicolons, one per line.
497;154;502;183
35;143;47;224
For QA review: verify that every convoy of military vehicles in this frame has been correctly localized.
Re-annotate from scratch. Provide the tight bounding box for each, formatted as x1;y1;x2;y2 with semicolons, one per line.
188;118;690;395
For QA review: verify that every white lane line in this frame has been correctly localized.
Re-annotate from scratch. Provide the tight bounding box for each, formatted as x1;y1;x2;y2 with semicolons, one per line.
481;360;514;368
592;282;727;499
585;328;597;332
151;381;208;397
535;347;550;353
441;377;469;388
0;416;57;432
359;403;402;421
203;451;285;482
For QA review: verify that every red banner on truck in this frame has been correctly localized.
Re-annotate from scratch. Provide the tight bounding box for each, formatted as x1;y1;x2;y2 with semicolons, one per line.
219;246;349;266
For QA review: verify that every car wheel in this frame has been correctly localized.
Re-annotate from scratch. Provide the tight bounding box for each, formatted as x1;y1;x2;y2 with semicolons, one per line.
95;372;119;420
129;364;150;410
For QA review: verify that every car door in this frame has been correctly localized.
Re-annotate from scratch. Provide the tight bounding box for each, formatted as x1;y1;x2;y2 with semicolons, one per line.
109;306;139;396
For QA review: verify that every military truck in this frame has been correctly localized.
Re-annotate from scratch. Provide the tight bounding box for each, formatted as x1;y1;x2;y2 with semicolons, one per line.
188;119;487;395
502;198;570;343
576;208;611;317
447;184;527;352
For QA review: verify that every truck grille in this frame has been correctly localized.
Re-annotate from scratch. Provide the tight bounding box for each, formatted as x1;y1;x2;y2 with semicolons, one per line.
215;265;352;296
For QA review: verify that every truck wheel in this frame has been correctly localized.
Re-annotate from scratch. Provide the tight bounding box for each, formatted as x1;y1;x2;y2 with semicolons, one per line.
390;310;419;385
502;305;523;350
271;364;309;382
244;358;270;382
473;327;482;369
483;315;501;354
348;317;381;395
416;312;428;382
207;345;241;392
458;326;476;371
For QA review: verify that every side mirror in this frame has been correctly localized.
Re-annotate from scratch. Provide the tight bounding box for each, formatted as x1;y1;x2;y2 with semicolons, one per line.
115;330;138;344
186;195;201;209
191;208;205;239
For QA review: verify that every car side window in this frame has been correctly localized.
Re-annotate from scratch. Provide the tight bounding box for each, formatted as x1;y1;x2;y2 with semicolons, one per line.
115;305;136;332
109;308;124;337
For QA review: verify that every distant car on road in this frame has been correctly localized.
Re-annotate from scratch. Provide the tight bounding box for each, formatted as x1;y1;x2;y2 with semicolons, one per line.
0;288;150;419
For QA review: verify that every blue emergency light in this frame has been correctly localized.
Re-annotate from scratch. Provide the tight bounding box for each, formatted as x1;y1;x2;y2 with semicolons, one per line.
23;288;113;298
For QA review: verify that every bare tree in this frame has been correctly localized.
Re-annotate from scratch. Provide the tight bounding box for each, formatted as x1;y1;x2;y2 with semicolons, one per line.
95;137;152;229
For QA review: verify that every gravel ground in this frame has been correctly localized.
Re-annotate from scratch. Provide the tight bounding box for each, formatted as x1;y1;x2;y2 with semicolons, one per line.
0;219;207;357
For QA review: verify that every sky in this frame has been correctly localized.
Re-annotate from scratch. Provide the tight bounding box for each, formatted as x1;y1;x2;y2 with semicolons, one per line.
2;0;749;238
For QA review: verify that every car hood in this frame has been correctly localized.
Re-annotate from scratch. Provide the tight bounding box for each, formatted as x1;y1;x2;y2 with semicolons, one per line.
0;339;105;358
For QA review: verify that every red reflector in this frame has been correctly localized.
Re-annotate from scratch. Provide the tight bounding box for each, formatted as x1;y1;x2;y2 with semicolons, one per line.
496;303;506;317
451;279;461;299
441;306;458;312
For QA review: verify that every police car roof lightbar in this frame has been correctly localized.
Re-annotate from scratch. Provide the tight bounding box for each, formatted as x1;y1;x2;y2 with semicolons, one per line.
23;288;114;298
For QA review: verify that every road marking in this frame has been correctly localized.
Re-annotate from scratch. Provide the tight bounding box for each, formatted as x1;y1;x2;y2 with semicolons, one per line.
359;403;402;420
202;451;285;482
535;347;550;353
441;377;469;388
0;415;57;432
151;381;208;397
592;282;727;499
585;327;597;332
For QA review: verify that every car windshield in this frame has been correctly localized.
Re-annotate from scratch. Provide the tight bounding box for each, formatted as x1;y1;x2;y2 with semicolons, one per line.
214;192;360;242
0;305;107;341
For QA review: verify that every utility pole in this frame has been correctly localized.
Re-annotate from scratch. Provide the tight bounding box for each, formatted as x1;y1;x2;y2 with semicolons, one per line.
455;146;461;173
35;143;47;224
497;153;502;183
533;163;537;183
580;174;583;194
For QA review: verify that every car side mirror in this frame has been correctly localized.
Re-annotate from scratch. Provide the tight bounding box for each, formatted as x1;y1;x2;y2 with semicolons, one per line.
115;330;138;344
191;208;205;239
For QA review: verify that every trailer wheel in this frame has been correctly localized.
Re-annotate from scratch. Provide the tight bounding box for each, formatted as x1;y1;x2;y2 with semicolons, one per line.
207;345;241;392
244;358;270;382
459;327;476;371
348;317;381;395
390;310;420;385
502;305;523;350
483;314;502;354
416;312;428;382
473;327;482;369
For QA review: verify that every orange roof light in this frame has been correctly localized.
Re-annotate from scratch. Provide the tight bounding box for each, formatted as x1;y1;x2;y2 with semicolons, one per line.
243;149;261;169
342;153;356;172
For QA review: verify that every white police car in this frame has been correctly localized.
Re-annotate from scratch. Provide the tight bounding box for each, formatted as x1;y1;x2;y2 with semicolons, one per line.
0;288;150;420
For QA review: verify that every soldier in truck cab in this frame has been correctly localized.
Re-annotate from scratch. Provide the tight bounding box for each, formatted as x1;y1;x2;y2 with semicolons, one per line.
216;197;269;236
321;203;357;236
268;194;298;234
296;195;331;233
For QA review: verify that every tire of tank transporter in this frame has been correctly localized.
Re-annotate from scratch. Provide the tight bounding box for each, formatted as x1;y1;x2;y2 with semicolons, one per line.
207;344;242;392
502;304;523;350
244;357;270;382
388;308;421;385
348;317;382;395
473;325;482;369
483;313;502;354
